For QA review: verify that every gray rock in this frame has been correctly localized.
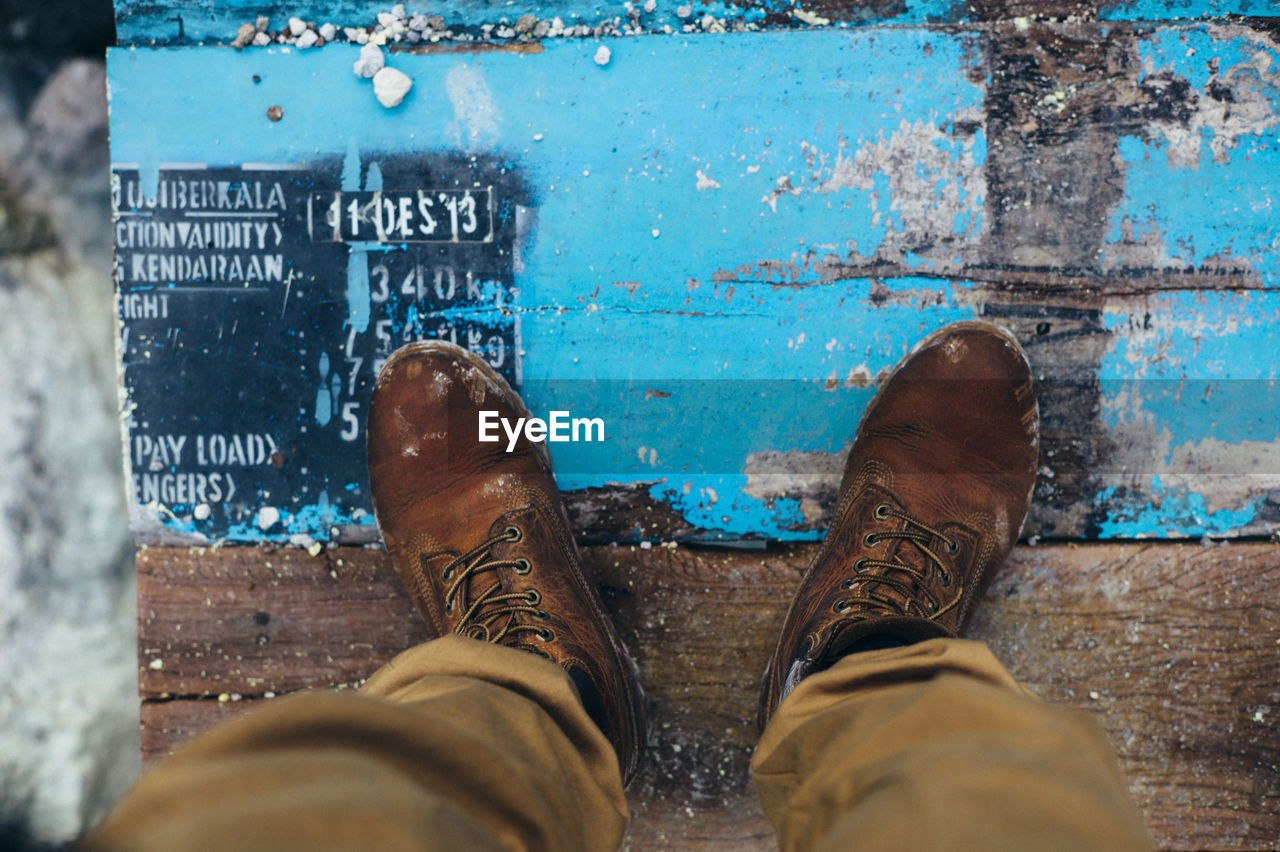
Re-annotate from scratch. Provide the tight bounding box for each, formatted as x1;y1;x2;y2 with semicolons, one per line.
231;23;256;48
373;66;413;108
353;42;384;79
0;58;136;844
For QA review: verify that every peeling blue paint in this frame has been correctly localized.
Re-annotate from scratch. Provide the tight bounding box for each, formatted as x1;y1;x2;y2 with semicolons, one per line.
1105;28;1280;280
108;27;1280;542
1093;479;1264;538
112;0;1278;47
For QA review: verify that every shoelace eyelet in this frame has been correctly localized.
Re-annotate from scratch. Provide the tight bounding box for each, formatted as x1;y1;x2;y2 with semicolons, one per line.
852;557;868;573
525;589;541;607
534;609;550;621
535;627;555;642
873;503;892;520
863;532;880;548
945;538;959;554
504;525;523;542
513;557;532;575
833;598;852;614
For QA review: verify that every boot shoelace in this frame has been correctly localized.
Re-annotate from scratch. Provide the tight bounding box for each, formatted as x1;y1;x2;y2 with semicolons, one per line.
834;502;960;619
425;525;554;644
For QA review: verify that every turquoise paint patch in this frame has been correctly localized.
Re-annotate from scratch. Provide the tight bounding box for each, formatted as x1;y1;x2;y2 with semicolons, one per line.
1105;29;1280;279
346;249;372;333
1099;0;1271;20
1093;479;1262;538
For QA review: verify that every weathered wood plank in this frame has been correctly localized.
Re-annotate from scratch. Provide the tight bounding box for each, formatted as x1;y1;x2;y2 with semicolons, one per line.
137;542;1280;849
112;0;1280;47
109;23;1280;546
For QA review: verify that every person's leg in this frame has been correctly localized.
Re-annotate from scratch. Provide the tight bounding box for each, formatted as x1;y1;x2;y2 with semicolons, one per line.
755;322;1148;850
85;341;646;851
752;638;1149;851
84;636;626;852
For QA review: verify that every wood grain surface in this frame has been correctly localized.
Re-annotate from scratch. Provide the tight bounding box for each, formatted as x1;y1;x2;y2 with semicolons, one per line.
137;541;1280;850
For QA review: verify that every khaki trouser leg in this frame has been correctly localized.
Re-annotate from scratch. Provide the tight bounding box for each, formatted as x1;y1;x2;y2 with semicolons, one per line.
83;635;628;852
752;638;1150;852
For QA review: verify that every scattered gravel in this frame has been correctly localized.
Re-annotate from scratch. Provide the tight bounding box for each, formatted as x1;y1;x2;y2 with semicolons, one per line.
225;1;832;51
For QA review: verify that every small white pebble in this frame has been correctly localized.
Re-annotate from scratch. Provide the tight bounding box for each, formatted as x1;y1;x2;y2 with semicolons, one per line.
353;42;384;78
676;4;692;17
319;22;336;41
218;693;231;703
148;658;163;670
193;503;211;520
288;17;307;36
533;132;544;141
373;66;413;107
644;0;657;11
1089;690;1101;700
296;29;318;48
640;540;653;549
651;228;660;238
594;45;612;66
252;32;271;46
257;506;280;530
308;541;324;557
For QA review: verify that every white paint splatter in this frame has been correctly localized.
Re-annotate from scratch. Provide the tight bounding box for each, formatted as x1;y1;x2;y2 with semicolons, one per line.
445;65;500;151
695;169;721;190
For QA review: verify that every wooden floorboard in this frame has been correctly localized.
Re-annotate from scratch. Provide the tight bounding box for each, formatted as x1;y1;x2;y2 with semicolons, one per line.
136;542;1280;850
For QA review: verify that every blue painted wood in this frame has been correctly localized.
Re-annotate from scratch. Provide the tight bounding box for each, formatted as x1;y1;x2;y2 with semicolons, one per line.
107;27;1280;543
112;0;1277;46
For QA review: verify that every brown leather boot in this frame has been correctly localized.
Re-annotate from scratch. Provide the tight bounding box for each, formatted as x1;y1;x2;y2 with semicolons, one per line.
367;341;647;783
759;321;1039;729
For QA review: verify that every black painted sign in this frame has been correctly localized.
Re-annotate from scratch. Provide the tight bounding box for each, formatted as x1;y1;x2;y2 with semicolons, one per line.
113;153;527;543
